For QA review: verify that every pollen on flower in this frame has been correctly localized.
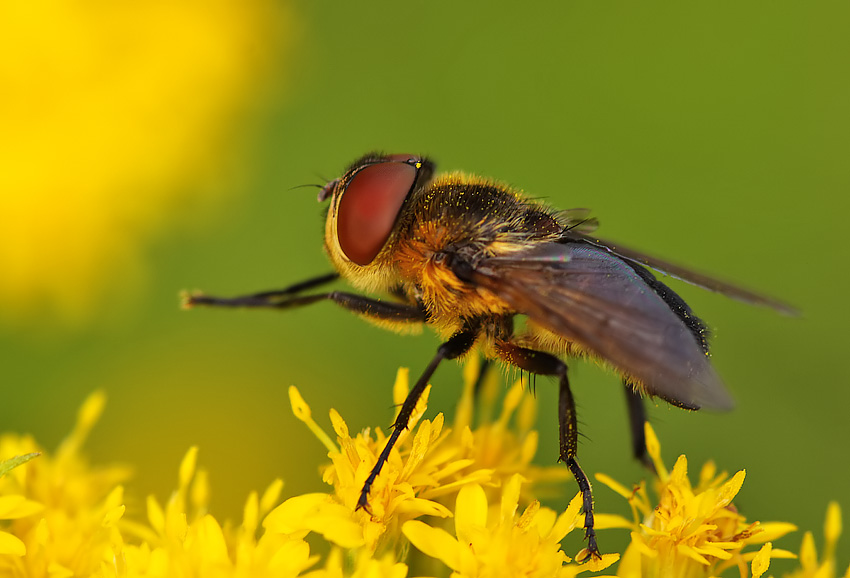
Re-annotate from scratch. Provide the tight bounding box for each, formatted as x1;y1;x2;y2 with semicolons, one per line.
595;422;797;578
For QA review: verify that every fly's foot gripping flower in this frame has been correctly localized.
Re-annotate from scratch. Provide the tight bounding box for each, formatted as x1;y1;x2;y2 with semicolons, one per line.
595;422;798;578
403;474;619;578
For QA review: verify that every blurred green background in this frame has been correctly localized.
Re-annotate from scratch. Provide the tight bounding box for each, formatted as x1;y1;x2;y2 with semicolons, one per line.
1;0;848;569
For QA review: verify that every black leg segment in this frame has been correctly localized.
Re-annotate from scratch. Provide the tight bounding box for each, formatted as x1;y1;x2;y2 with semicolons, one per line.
185;272;339;307
187;287;426;323
623;380;655;472
357;324;480;512
493;341;600;559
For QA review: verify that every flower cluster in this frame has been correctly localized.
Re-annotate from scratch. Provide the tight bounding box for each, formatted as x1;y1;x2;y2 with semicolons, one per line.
595;422;800;577
0;361;846;577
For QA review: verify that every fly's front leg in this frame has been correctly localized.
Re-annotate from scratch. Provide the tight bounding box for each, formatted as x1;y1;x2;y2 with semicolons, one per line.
184;274;427;324
357;323;480;512
494;341;600;560
183;272;340;308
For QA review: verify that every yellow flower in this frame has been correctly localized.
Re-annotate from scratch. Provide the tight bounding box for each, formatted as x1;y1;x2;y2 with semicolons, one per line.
271;369;460;553
276;362;571;556
785;501;849;578
403;473;619;578
0;391;321;577
112;447;318;578
0;391;132;577
449;356;572;504
595;423;797;578
2;370;845;578
308;548;411;578
0;0;295;325
0;453;41;557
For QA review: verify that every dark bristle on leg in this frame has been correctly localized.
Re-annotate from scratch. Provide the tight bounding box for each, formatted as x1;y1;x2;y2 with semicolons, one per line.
493;341;601;560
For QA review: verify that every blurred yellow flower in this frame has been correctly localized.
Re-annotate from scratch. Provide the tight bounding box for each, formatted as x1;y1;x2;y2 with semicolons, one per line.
114;446;317;578
0;391;131;576
0;0;295;326
309;548;411;578
785;501;849;578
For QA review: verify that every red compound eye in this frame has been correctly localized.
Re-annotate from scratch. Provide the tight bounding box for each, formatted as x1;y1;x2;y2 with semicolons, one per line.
337;162;417;265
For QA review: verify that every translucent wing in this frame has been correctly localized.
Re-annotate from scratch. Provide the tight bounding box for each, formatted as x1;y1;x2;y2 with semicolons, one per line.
564;232;798;315
471;242;734;410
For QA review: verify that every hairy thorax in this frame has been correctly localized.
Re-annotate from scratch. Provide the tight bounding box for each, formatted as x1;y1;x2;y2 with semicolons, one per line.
391;174;563;338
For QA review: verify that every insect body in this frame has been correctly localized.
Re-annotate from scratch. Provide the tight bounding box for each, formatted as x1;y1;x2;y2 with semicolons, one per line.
186;153;794;558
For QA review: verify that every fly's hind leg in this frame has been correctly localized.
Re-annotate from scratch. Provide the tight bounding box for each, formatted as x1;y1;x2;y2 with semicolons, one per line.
623;380;655;472
494;341;600;560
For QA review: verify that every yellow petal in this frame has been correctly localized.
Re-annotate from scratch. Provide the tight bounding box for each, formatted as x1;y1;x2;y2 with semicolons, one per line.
593;513;635;530
497;380;525;426
178;446;198;489
403;520;462;571
751;542;772;578
454;484;488;543
644;422;668;481
583;552;619;572
825;501;842;547
102;505;125;527
147;495;165;535
312;515;366;549
394;497;452;518
454;358;477;433
749;521;797;543
629;531;658;559
329;408;349;439
500;474;524;522
549;493;583;541
289;385;312;420
47;562;73;578
191;468;210;510
677;543;710;565
197;515;229;563
263;493;329;533
78;390;107;431
243;491;259;533
716;470;746;508
268;538;316;575
0;531;25;556
0;495;43;519
616;541;645;578
393;367;410;407
595;472;635;500
520;430;538;464
260;478;284;515
518;388;537;434
799;531;817;569
517;500;541;530
401;419;432;479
